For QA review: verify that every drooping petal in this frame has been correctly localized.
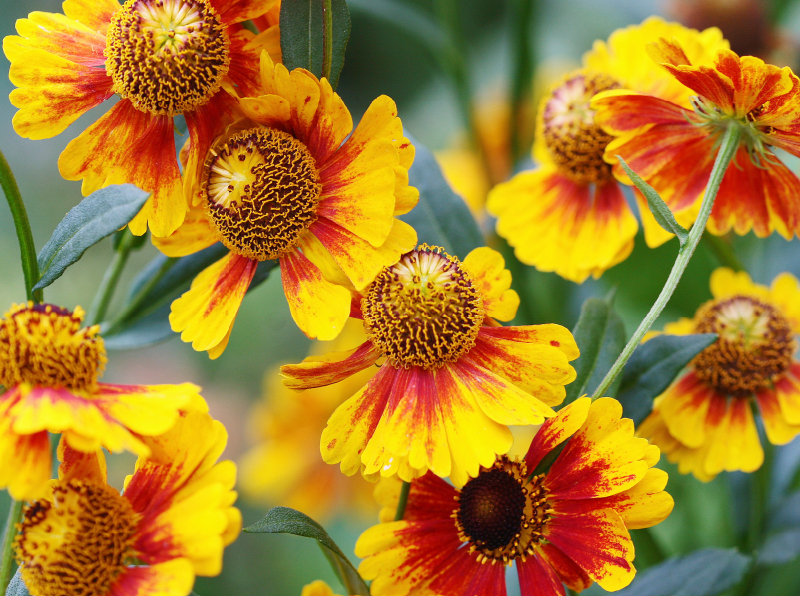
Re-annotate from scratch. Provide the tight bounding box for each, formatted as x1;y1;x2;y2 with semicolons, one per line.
775;364;800;425
152;202;221;257
657;371;717;448
57;437;107;485
591;90;690;133
637;410;717;482
0;422;51;501
517;555;566;596
703;397;763;475
462;247;519;321
537;542;593;592
280;340;382;389
757;388;800;445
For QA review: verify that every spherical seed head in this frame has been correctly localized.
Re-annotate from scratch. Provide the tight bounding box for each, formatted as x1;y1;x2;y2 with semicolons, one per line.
15;480;138;596
0;303;106;393
204;127;323;261
361;246;485;370
542;71;621;185
693;295;796;396
106;0;230;115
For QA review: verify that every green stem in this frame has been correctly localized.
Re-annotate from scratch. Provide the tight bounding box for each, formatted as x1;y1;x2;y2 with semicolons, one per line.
322;0;333;81
591;125;743;399
634;527;667;566
703;233;744;271
87;231;136;326
394;481;411;521
509;0;537;160
0;150;41;303
736;439;772;596
0;499;23;594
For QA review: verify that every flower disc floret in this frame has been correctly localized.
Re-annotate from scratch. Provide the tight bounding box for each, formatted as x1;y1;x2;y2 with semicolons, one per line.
204;127;323;261
693;295;796;395
542;71;621;185
15;480;138;596
362;246;485;370
106;0;231;115
0;303;106;393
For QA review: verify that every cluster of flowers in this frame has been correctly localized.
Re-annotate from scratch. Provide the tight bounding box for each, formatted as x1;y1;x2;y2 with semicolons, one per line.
2;1;800;595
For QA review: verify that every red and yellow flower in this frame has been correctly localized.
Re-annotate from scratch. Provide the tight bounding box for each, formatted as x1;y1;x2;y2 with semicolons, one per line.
155;52;418;355
639;268;800;480
487;18;728;283
592;40;800;241
0;302;206;500
14;409;240;596
356;397;674;596
4;0;280;237
281;245;579;486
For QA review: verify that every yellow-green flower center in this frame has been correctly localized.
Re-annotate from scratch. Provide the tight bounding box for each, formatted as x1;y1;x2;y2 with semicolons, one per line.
542;70;621;185
361;246;484;370
693;295;796;396
15;480;139;596
204;127;322;261
106;0;230;115
0;304;106;393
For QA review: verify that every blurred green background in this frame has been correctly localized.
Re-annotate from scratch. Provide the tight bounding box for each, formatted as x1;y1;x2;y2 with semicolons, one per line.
2;0;800;594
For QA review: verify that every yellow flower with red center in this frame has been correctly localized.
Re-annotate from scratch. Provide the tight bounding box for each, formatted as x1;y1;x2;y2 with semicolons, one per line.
487;18;728;283
239;321;377;520
154;52;418;355
4;0;279;237
593;40;800;241
14;410;240;596
356;397;674;596
639;268;800;481
0;302;206;500
281;245;579;486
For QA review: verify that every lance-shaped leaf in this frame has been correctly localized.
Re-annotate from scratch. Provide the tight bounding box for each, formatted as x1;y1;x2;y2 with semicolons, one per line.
614;548;752;596
245;506;369;596
564;296;626;404
617;156;689;246
34;184;149;290
617;333;718;426
5;569;28;596
759;528;800;566
401;133;484;259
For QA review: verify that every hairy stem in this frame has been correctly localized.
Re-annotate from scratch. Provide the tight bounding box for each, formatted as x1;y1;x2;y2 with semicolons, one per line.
0;499;24;594
394;481;411;521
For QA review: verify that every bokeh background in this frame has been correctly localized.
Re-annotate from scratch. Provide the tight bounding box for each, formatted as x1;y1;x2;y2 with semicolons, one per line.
2;0;800;594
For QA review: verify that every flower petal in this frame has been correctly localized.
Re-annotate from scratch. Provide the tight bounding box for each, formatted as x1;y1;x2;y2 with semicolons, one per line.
757;389;800;445
57;436;107;485
5;12;107;65
111;559;196;596
657;371;716;448
517;555;566;596
62;0;120;33
703;397;763;475
280;340;381;389
775;364;800;425
589;467;674;530
525;397;591;471
152;202;221;257
462;247;519;321
212;0;277;24
592;90;690;133
0;417;51;501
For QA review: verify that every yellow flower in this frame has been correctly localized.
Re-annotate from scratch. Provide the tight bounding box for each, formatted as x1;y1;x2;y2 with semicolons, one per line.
155;52;418;356
356;398;673;596
0;302;206;500
639;268;800;480
14;409;240;596
239;321;377;520
301;580;344;596
487;17;729;283
4;0;280;237
281;245;579;486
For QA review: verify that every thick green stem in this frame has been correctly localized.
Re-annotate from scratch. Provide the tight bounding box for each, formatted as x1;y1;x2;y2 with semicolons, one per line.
591;125;743;399
103;256;176;336
321;0;333;81
394;481;411;521
703;233;744;271
0;150;41;303
87;231;136;326
0;499;23;594
509;0;537;160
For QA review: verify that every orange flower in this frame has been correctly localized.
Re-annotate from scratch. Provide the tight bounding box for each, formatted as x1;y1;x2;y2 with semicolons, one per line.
593;41;800;240
4;0;280;236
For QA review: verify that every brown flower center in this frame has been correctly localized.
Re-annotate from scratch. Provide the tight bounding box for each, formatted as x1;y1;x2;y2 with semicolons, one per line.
542;70;621;185
106;0;230;115
204;127;322;261
361;246;484;370
15;480;139;596
0;304;106;393
693;295;796;396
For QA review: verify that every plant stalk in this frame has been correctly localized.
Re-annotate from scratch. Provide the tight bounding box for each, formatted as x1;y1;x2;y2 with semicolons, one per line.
87;230;136;326
322;0;334;81
509;0;537;160
103;256;176;336
394;481;411;521
591;125;743;399
0;498;23;594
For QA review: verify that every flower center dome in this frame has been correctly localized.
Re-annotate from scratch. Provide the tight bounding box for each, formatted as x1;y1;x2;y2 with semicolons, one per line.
106;0;230;115
15;480;138;596
361;246;485;370
542;71;621;185
204;127;323;261
693;295;796;396
0;304;106;393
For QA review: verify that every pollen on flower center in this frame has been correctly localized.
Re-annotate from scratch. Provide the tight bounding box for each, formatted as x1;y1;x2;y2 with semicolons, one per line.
542;71;621;185
454;457;552;564
106;0;231;115
361;246;485;370
204;127;323;261
693;295;796;396
15;480;138;596
0;303;106;393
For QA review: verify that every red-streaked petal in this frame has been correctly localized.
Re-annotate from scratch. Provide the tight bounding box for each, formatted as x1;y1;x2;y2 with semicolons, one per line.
63;0;120;33
704;397;764;475
280;340;381;389
592;90;690;133
589;467;674;530
304;77;353;166
775;363;800;425
0;425;51;501
225;29;267;97
5;12;107;65
756;389;800;445
110;559;195;596
657;371;717;448
525;397;591;471
430;551;506;596
518;555;567;596
211;0;276;24
537;542;593;592
478;325;580;359
57;437;107;485
402;472;460;522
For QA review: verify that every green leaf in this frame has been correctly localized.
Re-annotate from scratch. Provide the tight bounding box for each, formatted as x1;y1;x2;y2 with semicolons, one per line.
5;569;28;596
769;491;800;529
244;506;369;596
34;184;149;291
617;156;689;246
617;333;717;426
615;548;752;596
759;528;800;565
564;296;626;404
280;0;351;90
401;133;484;259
